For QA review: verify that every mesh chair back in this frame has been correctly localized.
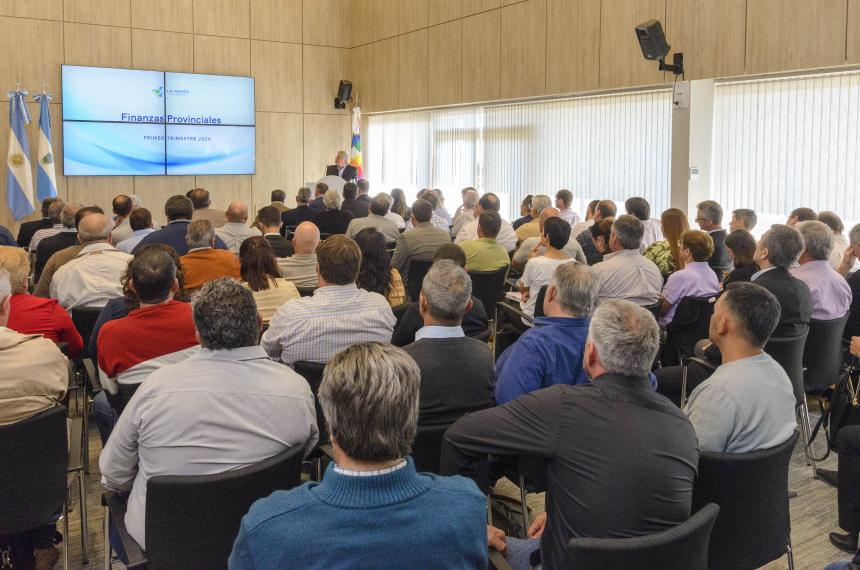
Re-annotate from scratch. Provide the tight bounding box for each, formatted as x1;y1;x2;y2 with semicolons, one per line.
294;361;328;444
407;259;433;301
71;306;103;358
411;424;449;474
692;431;798;570
764;332;809;408
0;406;68;536
469;267;509;316
662;296;715;366
803;316;849;392
533;285;548;318
566;503;720;570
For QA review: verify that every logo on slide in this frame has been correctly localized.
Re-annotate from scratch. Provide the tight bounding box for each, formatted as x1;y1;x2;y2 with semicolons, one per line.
153;86;163;97
168;88;190;96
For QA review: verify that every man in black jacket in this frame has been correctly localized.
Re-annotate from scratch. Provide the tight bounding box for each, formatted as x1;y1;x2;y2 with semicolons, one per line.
282;187;318;231
341;182;369;219
257;206;293;258
325;150;357;180
34;203;81;282
17;197;56;248
696;200;733;279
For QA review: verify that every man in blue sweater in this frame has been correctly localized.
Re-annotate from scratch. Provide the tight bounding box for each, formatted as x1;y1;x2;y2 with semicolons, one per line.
229;342;488;569
133;195;227;255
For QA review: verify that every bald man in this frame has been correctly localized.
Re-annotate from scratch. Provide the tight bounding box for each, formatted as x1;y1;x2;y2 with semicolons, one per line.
512;207;587;269
277;221;320;288
215;201;262;253
51;213;133;308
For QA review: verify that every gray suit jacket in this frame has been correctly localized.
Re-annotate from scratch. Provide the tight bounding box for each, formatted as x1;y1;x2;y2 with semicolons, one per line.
391;222;452;278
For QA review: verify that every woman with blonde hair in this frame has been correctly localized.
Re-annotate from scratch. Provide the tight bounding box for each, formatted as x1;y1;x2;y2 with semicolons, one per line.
645;208;690;278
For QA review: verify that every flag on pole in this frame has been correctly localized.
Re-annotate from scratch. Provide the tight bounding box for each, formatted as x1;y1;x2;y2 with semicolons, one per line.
6;88;35;220
34;92;57;201
349;105;363;179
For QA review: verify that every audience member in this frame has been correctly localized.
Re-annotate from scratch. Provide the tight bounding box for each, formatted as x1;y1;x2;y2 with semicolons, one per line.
0;246;82;357
109;195;135;245
625;197;663;249
180;220;241;291
555;189;581;226
354;228;406;307
512;195;534;230
644;208;690;278
577;200;617;265
256;206;293;257
570;199;600;237
512;207;587;269
787;207;817;226
269;189;289;213
723;229;759;284
461;211;511;272
840;224;860;340
586;217;614;263
101;278;318;552
34;202;81;281
695;200;733;279
658;230;719;327
821;211;860;273
278;221;320;288
455;192;517;252
356;179;371;204
791;221;852;319
403;261;494;427
216;202;262;253
390;187;410;221
518;217;575;321
341;182;369;219
346;193;401;242
309;182;328;211
496;263;598;404
0;224;13;247
52;213;132;308
239;237;299;323
282;187;318;229
34;206;103;298
452;187;479;236
441;300;698;570
189;188;228;228
411;189;451;232
135;195;227;255
730;208;758;232
115;208;155;254
515;194;552;242
592;215;662;306
28;198;64;253
262;235;395;365
230;342;486;569
391;199;452;283
17;197;56;248
314;189;354;235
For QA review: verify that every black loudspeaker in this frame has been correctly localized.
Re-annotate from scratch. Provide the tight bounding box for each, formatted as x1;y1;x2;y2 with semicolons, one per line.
334;80;352;109
635;20;670;61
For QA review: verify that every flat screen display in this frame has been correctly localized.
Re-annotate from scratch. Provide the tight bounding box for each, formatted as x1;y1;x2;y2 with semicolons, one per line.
62;65;255;175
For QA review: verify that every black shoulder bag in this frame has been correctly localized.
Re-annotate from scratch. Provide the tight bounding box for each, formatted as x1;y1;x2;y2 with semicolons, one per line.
808;358;860;461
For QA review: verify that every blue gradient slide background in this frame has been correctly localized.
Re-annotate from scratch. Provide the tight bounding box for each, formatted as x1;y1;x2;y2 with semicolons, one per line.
165;73;255;126
63;122;166;175
166;125;255;175
62;66;164;122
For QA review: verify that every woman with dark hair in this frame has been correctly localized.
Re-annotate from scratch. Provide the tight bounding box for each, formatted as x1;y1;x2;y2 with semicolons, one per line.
723;229;759;285
390;188;410;220
239;236;299;323
588;218;615;264
354;227;405;307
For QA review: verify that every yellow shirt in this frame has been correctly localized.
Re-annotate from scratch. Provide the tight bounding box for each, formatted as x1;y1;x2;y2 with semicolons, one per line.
515;219;541;243
461;238;511;272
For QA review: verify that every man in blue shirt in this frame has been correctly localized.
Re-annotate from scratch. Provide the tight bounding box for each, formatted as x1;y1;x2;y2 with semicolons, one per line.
495;263;597;404
133;195;227;255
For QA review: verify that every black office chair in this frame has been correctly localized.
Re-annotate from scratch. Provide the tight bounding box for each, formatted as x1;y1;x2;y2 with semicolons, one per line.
70;306;103;360
661;296;715;367
103;444;305;570
469;267;509;317
644;300;662;320
533;285;548;319
411;424;449;474
0;406;70;570
294;361;328;444
492;301;530;360
692;431;798;570
803;316;849;393
296;286;317;297
407;258;433;302
565;503;720;570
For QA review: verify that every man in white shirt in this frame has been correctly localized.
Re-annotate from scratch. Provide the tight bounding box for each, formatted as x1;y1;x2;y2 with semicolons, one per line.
452;188;479;237
215;201;262;254
819;211;860;274
263;235;395;365
555;189;581;226
512;207;587;268
346;193;401;243
28;198;65;252
100;278;318;551
570;200;601;238
278;221;320;288
519;218;577;321
116;208;156;254
625;197;663;250
685;282;796;453
591;215;662;306
455;193;518;252
51;213;133;309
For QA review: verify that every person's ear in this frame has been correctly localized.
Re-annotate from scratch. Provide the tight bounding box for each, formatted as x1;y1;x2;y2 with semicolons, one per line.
464;297;474;314
546;283;558;305
170;278;179;293
583;341;597;370
128;278;137;294
419;293;428;315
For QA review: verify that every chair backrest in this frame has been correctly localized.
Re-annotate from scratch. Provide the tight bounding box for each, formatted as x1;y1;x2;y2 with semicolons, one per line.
407;258;434;301
692;431;798;570
294;361;328;443
71;306;103;358
565;503;720;570
0;406;68;536
411;424;450;474
644;301;662;320
803;316;849;392
469;267;509;316
533;285;548;318
764;332;809;408
663;296;715;366
145;444;305;570
296;286;317;297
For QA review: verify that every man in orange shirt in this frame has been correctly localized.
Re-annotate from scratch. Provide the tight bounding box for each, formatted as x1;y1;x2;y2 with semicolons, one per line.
180;220;240;291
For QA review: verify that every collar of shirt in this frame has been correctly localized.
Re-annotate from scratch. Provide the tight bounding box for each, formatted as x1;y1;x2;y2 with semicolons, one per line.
795;259;832;273
602;248;640;261
593;372;653;391
533;315;590;329
187;247;213;253
190;345;270;363
131;228;153;237
168;219;191;225
314;283;359;296
50;223;62;230
707;228;724;234
264;232;281;237
60;227;77;233
333;459;407;477
78;242;120;256
751;266;776;281
415;325;465;340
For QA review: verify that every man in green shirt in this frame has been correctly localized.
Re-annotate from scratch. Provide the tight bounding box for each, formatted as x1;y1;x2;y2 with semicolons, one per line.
461;211;511;272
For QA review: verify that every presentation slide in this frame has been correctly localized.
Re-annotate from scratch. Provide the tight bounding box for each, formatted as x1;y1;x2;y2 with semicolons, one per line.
166;125;255;175
165;73;255;126
63;121;166;176
62;66;165;123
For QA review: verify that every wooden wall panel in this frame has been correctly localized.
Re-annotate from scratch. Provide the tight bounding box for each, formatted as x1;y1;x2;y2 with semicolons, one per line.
372;0;399;42
399;0;429;33
193;0;250;38
666;0;746;80
372;37;399;110
349;0;374;47
64;0;130;27
131;0;193;33
196;175;252;211
253;112;304;210
500;0;546;99
463;0;501;17
428;0;460;25
304;0;349;48
64;23;132;69
599;0;666;89
252;0;302;43
746;0;847;74
427;20;461;106
399;29;429;109
0;0;63;20
546;0;600;94
193;35;251;76
66;177;135;215
132;176;196;225
462;9;501;102
303;45;349;114
303;114;351;183
132;30;194;72
252;40;303;113
350;43;374;111
849;0;860;64
0;17;64;102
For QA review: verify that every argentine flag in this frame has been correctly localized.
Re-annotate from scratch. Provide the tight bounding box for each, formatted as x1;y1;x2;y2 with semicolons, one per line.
6;89;35;220
34;93;57;201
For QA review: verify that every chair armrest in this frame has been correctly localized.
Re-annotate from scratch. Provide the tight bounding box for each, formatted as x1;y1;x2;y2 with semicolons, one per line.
505;277;519;291
495;301;533;325
683;356;718;373
102;492;148;568
489;548;513;570
81;357;101;392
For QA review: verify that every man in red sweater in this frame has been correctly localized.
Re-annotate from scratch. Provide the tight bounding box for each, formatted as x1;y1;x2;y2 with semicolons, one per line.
93;247;198;443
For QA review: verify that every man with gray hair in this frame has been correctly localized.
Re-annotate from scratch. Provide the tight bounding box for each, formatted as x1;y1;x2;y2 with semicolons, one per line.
730;208;758;232
820;211;860;273
455;192;518;252
791;220;852;320
403;260;495;427
442;299;698;570
516;194;553;242
101;278;318;553
314;189;354;235
840;223;860;341
345;193;401;242
325;150;357;180
179;219;241;291
215;201;262;253
282;187;319;228
512;206;587;269
495;263;598;403
28;197;65;252
230;342;487;568
51;212;133;308
695;199;732;278
34;202;81;280
452;187;480;236
591;215;662;306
